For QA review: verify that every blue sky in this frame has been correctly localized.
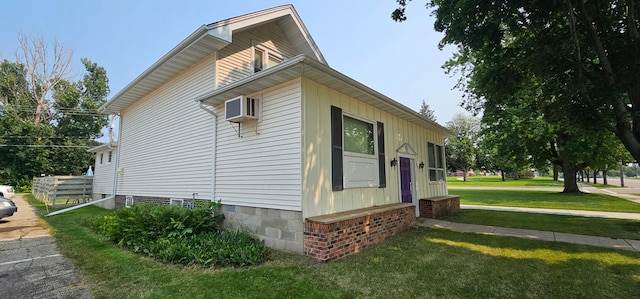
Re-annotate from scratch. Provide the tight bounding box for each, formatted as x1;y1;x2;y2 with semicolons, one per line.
0;0;468;131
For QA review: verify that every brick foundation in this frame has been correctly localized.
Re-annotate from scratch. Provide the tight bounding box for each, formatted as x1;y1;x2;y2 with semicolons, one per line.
303;203;416;261
114;195;207;209
419;195;460;219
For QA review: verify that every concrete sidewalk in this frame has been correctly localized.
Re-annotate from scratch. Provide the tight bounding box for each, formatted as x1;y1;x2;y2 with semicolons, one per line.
416;218;640;252
461;204;640;220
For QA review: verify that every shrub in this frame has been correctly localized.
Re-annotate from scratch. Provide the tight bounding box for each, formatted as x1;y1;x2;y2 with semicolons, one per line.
151;230;270;267
88;202;270;267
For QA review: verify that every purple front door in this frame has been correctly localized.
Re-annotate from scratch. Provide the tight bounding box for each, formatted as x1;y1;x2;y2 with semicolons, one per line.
400;157;412;203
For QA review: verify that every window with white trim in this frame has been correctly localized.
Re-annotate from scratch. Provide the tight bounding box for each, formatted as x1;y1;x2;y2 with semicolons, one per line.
252;45;282;73
107;150;113;163
170;198;184;208
125;195;134;208
342;114;378;188
428;142;445;182
99;153;104;165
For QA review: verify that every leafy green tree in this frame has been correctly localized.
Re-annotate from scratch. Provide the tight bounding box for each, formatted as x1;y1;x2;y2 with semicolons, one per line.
0;37;108;190
445;113;480;181
418;99;437;122
391;0;640;192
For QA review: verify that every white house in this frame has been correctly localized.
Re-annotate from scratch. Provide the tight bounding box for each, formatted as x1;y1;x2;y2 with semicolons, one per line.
92;5;454;261
87;142;117;208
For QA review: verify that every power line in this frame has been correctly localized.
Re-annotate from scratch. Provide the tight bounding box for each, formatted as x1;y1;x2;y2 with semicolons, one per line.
1;136;96;139
0;144;91;148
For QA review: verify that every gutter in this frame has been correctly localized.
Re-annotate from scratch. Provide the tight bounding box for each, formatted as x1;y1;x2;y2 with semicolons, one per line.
99;26;211;114
197;102;217;202
196;55;454;136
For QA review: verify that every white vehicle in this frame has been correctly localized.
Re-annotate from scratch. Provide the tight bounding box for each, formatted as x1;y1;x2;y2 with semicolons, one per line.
0;185;15;199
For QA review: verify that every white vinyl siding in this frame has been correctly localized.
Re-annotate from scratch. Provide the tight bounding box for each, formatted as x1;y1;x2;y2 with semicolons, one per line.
215;79;302;210
301;78;448;218
92;148;116;195
217;21;297;88
116;53;216;200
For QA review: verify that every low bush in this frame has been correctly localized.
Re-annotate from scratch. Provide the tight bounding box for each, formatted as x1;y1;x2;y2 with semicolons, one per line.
88;202;270;267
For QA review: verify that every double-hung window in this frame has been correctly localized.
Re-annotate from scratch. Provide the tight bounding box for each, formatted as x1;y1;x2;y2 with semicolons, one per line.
342;115;378;188
331;106;386;190
107;150;113;163
99;153;104;165
428;142;445;182
253;45;282;73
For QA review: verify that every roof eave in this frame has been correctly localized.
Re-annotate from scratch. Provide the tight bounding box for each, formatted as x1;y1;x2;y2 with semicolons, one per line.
87;142;118;153
196;55;453;135
99;27;230;115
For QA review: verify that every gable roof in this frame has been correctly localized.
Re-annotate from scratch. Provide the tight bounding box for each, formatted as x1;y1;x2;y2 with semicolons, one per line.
87;142;118;153
195;55;453;136
99;5;325;114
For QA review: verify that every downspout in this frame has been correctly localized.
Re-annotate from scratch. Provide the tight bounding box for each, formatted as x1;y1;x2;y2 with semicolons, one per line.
198;101;217;202
110;114;123;199
46;114;123;217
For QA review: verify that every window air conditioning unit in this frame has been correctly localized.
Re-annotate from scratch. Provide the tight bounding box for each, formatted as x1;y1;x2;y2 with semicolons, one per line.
225;96;259;123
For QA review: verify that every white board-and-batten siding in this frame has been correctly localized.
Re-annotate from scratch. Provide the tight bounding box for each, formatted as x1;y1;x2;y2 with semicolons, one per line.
116;53;216;200
92;148;115;195
214;79;302;211
301;78;448;218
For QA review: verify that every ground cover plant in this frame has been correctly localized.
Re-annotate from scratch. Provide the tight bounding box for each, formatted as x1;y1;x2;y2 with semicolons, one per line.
27;194;640;298
87;202;270;267
442;209;640;240
450;189;640;213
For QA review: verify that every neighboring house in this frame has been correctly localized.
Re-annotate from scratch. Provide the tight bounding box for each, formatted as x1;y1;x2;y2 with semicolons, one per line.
94;5;454;261
88;143;118;208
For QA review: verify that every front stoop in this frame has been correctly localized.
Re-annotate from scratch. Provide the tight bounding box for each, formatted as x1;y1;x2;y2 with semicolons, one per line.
419;195;460;219
303;203;415;261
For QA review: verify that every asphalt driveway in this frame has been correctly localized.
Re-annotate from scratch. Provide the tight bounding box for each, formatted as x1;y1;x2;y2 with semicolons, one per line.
0;194;90;298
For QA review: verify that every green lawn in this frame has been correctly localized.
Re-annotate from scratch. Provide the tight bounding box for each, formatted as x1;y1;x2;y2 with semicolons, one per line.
449;189;640;213
447;175;564;187
27;195;640;298
443;209;640;240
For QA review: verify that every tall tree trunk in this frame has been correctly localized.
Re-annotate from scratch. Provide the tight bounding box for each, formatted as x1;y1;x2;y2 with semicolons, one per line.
593;170;598;184
562;162;581;193
620;163;625;187
501;170;505;181
463;166;468;182
603;169;608;185
553;165;559;181
585;170;590;183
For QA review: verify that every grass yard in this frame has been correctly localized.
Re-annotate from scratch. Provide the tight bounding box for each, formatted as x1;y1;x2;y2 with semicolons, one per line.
447;175;564;187
27;195;640;298
442;209;640;240
449;188;640;213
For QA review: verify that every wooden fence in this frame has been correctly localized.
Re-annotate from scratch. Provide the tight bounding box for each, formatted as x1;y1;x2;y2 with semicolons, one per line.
32;176;93;206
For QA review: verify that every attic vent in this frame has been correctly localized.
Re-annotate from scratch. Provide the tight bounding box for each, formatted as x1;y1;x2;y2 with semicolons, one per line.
225;96;259;123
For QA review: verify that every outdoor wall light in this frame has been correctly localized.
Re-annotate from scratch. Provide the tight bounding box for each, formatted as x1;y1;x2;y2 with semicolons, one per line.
419;162;425;169
390;158;398;167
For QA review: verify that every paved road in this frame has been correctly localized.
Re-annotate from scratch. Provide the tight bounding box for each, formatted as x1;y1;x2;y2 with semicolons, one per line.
0;195;91;299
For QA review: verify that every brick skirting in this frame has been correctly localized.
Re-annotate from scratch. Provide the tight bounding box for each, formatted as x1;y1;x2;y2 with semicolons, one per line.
303;203;416;261
419;195;460;219
114;195;204;209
